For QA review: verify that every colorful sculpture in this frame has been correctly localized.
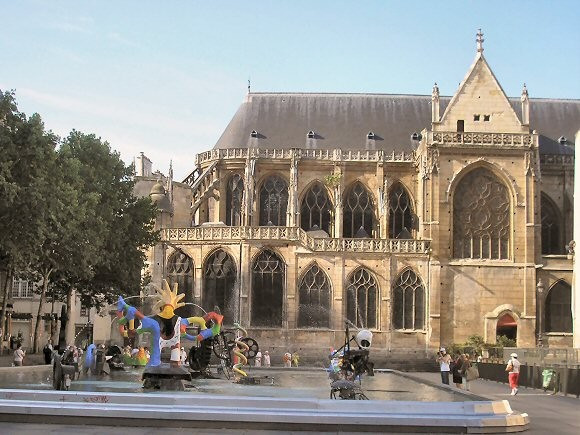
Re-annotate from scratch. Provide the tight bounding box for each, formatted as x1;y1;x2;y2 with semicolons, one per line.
117;279;223;367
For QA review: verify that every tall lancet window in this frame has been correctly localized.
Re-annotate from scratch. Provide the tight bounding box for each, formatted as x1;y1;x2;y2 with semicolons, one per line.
300;182;332;234
167;250;194;317
226;174;244;226
251;250;285;327
259;175;288;226
388;182;414;238
298;263;331;328
346;268;378;329
392;269;425;330
343;181;375;238
203;249;236;324
541;193;562;254
453;168;510;259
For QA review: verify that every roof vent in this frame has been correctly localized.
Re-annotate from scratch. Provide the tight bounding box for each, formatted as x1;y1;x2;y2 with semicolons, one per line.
411;132;422;141
367;131;376;140
307;130;316;139
250;130;258;138
558;136;567;144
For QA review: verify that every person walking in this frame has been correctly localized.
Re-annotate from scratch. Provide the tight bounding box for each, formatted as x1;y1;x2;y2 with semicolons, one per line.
13;343;25;366
460;354;472;391
180;347;187;365
452;353;463;389
506;352;521;395
263;351;271;367
255;351;262;367
43;339;54;365
283;352;292;368
436;347;452;385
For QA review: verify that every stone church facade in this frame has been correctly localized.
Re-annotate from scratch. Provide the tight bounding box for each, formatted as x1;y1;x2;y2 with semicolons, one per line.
139;34;579;361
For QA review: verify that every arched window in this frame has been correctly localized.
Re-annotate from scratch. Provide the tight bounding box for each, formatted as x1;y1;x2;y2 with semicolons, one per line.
251;250;285;327
545;281;572;333
346;268;378;329
259;175;288;226
203;250;237;323
541;194;562;255
167;250;194;317
388;182;414;238
343;182;375;238
392;269;425;330
300;182;332;234
298;263;331;328
453;168;510;259
226;174;244;226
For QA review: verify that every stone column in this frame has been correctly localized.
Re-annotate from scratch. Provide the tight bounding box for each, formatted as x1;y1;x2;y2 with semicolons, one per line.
573;130;580;348
536;279;545;347
333;162;344;238
287;149;300;227
242;151;256;226
378;174;390;239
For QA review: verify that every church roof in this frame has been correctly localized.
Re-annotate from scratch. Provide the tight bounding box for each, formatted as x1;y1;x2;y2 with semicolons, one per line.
214;93;580;155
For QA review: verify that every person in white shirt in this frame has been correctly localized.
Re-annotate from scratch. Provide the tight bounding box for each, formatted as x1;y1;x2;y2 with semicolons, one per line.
180;347;187;365
506;352;521;395
13;344;25;366
263;351;271;367
436;347;452;385
255;351;262;367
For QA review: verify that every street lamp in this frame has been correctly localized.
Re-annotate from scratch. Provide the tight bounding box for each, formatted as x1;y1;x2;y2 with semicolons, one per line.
536;279;545;347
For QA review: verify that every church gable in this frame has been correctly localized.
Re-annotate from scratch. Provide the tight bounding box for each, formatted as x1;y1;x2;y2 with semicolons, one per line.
437;48;526;134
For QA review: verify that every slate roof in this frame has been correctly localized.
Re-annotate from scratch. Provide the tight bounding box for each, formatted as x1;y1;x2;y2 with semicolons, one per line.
214;93;580;155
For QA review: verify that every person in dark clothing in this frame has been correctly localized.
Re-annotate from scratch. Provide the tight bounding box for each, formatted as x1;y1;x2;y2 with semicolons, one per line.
452;353;463;388
43;339;53;364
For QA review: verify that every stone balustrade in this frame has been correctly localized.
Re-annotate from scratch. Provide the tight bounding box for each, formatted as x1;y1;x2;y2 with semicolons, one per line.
429;131;536;148
162;226;431;254
194;148;414;165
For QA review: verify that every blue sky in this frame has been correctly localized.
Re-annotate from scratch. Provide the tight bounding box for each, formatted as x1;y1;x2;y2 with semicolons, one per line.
1;1;579;180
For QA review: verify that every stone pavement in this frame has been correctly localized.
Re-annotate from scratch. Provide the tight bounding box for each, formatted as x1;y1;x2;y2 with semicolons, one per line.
404;372;579;435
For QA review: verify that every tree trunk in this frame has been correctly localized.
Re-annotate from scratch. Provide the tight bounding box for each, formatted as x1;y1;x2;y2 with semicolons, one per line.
33;269;51;353
65;287;75;345
50;289;56;342
0;268;13;354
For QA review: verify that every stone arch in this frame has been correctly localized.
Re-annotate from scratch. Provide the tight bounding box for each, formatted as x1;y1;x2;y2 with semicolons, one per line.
388;181;416;238
250;248;286;327
345;267;379;329
343;180;377;238
484;304;521;344
391;268;425;330
451;166;512;259
299;180;333;235
202;248;237;323
545;279;572;333
297;262;332;328
541;193;564;254
257;173;289;226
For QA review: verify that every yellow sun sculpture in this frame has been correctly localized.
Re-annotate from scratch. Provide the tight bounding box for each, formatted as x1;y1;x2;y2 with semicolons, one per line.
152;280;185;319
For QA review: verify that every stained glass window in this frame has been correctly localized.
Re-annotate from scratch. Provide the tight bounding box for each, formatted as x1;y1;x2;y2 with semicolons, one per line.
346;268;377;329
298;263;331;328
226;174;244;226
343;182;375;238
453;168;510;259
392;269;425;330
388;182;414;238
251;250;285;327
300;182;332;234
259;175;288;226
541;194;562;255
203;249;237;323
545;281;572;333
167;250;194;317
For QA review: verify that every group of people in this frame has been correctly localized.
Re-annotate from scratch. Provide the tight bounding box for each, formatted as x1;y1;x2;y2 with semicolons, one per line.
436;348;477;391
282;351;299;368
253;350;271;367
437;347;521;395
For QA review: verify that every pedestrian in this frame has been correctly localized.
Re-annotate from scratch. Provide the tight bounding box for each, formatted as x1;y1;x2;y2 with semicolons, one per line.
283;352;292;368
436;347;452;385
13;343;25;367
506;352;521;395
452;353;463;388
263;351;270;367
460;353;472;391
291;352;300;367
43;339;54;365
255;351;262;367
180;347;187;365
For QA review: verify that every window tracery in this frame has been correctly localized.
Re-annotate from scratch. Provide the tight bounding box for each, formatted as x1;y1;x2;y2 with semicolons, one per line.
453;168;510;259
251;250;285;327
298;263;331;328
388;182;414;238
343;182;375;238
226;174;244;226
300;182;332;234
541;194;562;255
346;268;377;329
259;175;288;226
392;269;424;330
203;249;236;323
545;281;572;333
167;250;194;316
